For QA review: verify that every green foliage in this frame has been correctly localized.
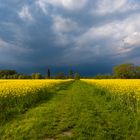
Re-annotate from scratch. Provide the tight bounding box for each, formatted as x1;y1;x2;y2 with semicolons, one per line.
74;72;80;80
93;74;113;79
113;63;140;79
35;73;42;79
12;74;19;79
0;70;17;79
1;63;140;79
18;74;31;79
135;66;140;78
18;75;24;79
55;72;66;79
0;70;32;79
31;73;36;79
0;70;17;76
31;73;42;79
69;70;74;79
1;75;6;79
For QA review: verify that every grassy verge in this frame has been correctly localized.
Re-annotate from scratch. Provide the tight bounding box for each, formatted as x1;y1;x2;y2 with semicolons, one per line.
0;81;140;140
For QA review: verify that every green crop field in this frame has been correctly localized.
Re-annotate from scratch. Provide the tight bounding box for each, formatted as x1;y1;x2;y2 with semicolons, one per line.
0;80;140;140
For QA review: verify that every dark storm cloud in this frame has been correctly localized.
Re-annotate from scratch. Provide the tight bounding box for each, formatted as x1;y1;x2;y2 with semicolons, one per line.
0;0;140;75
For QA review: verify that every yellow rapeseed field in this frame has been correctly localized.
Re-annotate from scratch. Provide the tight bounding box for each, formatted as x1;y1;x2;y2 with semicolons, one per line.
81;79;140;98
0;79;71;99
0;79;72;122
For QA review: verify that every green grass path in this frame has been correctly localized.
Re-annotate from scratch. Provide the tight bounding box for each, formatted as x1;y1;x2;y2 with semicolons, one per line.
0;81;138;140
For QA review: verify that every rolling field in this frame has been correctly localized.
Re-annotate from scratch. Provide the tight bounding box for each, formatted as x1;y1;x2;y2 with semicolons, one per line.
0;79;140;140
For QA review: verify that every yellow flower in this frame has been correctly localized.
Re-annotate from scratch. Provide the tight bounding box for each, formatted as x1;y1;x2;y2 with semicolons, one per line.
0;79;71;99
81;79;140;99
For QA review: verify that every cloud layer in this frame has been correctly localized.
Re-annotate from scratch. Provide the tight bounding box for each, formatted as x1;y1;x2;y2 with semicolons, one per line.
0;0;140;75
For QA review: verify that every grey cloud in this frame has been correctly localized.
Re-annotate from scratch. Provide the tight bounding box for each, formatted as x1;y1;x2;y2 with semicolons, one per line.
0;0;140;75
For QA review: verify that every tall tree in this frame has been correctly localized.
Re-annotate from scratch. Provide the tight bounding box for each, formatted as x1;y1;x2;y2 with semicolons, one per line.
47;68;51;79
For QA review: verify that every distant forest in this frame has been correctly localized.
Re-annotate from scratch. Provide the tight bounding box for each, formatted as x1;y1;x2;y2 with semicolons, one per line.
0;63;140;79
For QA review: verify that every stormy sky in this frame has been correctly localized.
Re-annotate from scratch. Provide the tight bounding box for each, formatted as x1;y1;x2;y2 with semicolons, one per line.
0;0;140;76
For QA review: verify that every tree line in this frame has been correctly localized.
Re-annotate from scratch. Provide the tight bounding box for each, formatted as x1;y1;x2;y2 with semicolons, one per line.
0;63;140;79
0;69;80;80
93;63;140;79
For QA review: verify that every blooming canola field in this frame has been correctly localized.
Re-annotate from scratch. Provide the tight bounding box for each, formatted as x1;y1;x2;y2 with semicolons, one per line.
82;79;140;99
0;79;72;121
1;79;140;139
0;80;71;98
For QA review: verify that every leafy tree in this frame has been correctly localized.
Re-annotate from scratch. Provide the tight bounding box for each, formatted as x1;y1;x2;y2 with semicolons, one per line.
69;70;74;79
113;63;136;79
2;75;7;79
18;75;24;79
134;66;140;79
35;73;42;79
74;73;80;80
31;73;36;79
0;70;17;78
31;73;42;79
12;74;19;79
